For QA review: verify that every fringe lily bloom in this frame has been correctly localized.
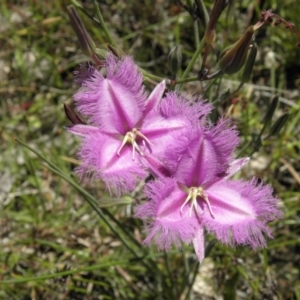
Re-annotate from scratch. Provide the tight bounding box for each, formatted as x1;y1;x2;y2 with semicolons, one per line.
67;55;211;194
136;124;282;262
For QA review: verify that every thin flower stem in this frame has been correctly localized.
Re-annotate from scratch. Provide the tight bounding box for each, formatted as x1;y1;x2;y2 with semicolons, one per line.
164;251;177;298
194;20;202;65
178;247;190;297
92;0;115;46
213;75;224;103
238;140;251;157
2;251;178;284
178;37;206;90
270;28;276;92
140;69;166;83
174;76;199;84
203;77;219;99
102;209;142;248
184;262;200;300
24;153;46;214
16;139;64;173
239;126;265;157
1;259;130;284
145;75;199;87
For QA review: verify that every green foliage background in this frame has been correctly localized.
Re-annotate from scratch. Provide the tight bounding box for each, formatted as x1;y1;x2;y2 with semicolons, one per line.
0;0;299;299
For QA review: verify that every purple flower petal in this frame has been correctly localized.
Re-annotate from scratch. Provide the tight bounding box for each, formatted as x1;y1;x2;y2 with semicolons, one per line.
204;118;240;169
136;119;282;260
173;132;225;187
143;80;166;115
161;92;212;127
225;157;250;178
77;132;147;195
163;118;239;187
193;228;205;262
136;178;199;249
74;55;146;133
142;93;212;175
140;155;172;178
141;114;191;158
202;179;283;249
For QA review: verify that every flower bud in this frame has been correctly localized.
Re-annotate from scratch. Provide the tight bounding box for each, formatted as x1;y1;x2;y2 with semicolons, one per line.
219;26;254;75
64;103;86;125
241;43;258;84
67;5;96;59
168;45;182;76
204;0;228;44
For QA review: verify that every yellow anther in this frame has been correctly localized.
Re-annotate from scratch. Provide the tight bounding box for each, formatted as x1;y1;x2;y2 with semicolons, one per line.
180;186;215;218
117;128;151;160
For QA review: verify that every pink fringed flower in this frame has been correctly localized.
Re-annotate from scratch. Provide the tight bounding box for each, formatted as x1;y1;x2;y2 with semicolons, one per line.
136;124;283;262
67;55;211;194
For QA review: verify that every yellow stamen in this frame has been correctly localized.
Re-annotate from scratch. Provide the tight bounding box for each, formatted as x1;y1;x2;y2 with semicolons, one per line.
117;128;151;160
180;186;215;218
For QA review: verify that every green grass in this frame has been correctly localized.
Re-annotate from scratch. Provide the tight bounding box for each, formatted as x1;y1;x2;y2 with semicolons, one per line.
1;0;300;299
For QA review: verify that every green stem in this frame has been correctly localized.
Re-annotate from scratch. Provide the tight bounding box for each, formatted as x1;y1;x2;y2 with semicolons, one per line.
178;37;206;90
239;123;266;157
214;75;223;102
16;139;63;173
103;208;142;249
141;69;166;83
203;77;219;99
174;76;198;84
192;7;201;66
2;251;175;284
238;140;251;157
270;27;276;91
92;0;115;45
178;247;190;297
164;251;176;298
1;259;130;284
184;262;200;300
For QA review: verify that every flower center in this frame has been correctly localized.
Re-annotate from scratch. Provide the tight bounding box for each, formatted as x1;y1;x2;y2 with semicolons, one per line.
117;128;152;160
180;186;215;218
